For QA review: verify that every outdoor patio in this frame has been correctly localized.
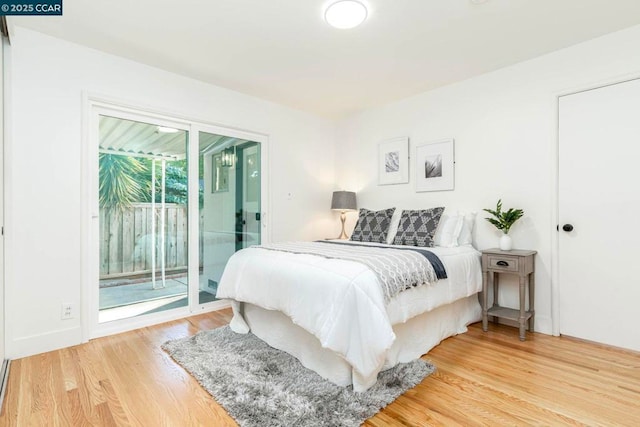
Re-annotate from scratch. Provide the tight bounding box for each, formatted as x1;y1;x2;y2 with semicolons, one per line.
99;274;218;323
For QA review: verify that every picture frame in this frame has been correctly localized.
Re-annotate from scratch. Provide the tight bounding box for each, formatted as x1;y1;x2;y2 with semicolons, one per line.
415;139;455;192
211;153;229;193
378;136;409;185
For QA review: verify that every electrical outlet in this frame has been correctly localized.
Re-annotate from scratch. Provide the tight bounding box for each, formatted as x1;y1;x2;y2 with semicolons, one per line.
61;303;75;320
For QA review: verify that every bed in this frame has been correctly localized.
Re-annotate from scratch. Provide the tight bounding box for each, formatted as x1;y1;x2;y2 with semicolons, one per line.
216;207;482;391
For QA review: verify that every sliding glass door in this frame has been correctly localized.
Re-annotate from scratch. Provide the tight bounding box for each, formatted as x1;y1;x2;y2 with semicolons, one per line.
97;115;189;323
198;131;261;305
88;102;267;337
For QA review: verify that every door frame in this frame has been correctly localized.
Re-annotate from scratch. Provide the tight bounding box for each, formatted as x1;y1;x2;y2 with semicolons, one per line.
82;94;270;341
551;71;640;336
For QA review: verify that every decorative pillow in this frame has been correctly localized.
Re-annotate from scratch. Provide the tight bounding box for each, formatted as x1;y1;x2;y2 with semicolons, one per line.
392;207;445;247
385;208;403;244
433;212;464;247
457;211;477;246
350;208;396;243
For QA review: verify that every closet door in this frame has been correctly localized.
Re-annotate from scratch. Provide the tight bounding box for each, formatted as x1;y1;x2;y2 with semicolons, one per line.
558;78;640;351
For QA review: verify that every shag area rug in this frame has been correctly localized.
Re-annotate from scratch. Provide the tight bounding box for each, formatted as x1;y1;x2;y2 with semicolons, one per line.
162;326;434;427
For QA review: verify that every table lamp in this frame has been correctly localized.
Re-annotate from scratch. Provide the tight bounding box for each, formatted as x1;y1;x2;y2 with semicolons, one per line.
331;191;357;239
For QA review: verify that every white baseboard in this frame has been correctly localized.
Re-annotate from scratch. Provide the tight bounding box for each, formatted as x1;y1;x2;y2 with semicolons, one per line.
8;302;232;358
8;326;82;359
535;315;553;335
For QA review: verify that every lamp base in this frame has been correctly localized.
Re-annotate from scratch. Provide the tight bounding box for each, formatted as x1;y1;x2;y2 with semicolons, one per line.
336;211;349;240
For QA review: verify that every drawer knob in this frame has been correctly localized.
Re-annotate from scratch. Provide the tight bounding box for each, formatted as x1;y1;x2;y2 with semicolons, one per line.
497;261;509;267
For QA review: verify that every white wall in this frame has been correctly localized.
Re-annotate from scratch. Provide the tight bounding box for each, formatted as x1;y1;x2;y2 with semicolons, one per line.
336;24;640;335
0;37;5;363
5;27;336;358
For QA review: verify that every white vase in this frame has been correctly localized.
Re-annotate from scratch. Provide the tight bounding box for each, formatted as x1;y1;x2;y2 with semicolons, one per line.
499;233;512;251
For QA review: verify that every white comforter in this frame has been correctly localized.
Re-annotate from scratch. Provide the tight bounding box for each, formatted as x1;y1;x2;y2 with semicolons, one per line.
216;241;482;391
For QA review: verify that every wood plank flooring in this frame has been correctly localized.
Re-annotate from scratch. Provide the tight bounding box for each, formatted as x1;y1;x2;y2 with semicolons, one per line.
1;310;638;426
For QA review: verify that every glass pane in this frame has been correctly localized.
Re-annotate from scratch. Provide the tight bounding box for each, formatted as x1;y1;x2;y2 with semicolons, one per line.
98;115;188;323
199;132;261;304
240;143;261;250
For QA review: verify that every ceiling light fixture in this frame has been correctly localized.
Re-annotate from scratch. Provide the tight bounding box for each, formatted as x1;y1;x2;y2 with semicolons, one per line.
157;126;180;133
325;1;368;29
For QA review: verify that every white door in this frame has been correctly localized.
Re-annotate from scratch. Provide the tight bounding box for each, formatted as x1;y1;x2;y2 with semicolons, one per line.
558;78;640;352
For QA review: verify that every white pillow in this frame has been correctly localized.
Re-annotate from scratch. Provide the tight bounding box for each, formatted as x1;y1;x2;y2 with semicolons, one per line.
457;211;477;246
385;208;403;244
433;212;464;247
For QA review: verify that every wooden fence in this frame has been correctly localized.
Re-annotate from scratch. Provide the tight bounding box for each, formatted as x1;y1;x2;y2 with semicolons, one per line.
100;203;201;279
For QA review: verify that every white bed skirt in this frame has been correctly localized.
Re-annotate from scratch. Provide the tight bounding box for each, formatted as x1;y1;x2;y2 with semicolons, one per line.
241;294;481;390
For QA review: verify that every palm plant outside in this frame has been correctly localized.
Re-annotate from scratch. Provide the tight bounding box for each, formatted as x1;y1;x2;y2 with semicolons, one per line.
99;154;202;210
99;154;147;210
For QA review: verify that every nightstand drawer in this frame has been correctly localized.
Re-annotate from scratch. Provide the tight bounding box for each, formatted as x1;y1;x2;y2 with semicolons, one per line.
487;255;519;272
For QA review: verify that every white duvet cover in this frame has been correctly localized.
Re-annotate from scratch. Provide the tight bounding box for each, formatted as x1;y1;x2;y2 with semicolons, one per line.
216;241;482;391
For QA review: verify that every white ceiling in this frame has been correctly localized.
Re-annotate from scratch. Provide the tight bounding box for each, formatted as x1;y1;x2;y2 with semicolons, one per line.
11;0;640;118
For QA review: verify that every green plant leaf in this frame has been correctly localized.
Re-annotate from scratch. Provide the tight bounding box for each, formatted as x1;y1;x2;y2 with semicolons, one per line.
485;218;505;230
484;200;524;233
99;154;147;210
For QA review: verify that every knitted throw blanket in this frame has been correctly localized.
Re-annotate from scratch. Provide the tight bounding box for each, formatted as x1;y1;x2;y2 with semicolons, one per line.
254;241;445;303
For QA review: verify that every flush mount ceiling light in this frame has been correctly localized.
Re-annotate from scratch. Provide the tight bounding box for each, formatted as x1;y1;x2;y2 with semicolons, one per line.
325;1;368;29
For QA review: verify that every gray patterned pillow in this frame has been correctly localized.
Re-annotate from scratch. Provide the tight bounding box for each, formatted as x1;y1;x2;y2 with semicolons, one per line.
350;208;396;243
393;208;445;247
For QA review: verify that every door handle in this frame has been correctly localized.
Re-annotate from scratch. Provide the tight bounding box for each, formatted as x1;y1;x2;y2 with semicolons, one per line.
562;224;574;232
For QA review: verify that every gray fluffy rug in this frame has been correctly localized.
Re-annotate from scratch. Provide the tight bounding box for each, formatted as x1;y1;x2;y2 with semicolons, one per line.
162;326;434;427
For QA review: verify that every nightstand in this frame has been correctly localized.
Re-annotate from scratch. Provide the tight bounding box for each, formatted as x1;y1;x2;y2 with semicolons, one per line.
481;248;536;341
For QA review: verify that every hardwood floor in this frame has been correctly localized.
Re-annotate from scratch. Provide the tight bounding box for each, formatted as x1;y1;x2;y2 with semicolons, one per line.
1;310;638;426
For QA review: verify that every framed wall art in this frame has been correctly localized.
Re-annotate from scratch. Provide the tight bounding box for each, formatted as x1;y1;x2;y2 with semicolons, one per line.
415;139;455;192
378;137;409;185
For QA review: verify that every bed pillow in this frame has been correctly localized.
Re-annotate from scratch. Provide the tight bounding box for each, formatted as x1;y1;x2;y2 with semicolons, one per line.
350;208;396;243
393;207;445;247
433;212;464;247
385;208;403;244
457;211;477;246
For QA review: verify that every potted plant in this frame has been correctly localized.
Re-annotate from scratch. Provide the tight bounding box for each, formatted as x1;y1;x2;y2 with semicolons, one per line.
483;200;524;250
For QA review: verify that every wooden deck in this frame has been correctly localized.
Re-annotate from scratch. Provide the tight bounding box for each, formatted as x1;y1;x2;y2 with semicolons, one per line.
1;309;638;426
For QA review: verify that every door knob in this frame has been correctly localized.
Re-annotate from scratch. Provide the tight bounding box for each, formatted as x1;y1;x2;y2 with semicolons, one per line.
562;224;574;232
